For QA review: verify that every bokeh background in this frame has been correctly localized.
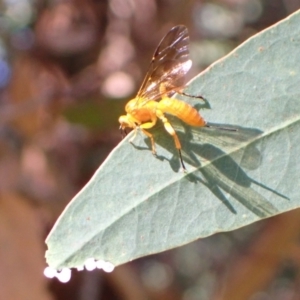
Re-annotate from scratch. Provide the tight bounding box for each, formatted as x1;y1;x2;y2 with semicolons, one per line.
1;0;300;299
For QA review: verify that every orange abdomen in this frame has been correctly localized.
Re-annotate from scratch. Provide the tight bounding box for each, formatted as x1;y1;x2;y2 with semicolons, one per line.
157;98;206;126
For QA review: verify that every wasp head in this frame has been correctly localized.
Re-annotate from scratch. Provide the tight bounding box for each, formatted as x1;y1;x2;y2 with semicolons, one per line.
119;115;137;138
119;115;132;128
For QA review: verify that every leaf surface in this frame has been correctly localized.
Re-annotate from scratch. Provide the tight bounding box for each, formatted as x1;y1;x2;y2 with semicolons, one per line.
46;10;300;269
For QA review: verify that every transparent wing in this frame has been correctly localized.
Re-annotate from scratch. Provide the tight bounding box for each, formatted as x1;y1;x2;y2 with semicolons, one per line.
135;25;192;106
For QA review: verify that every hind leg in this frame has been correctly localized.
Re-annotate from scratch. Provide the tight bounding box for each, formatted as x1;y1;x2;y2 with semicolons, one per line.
156;110;186;170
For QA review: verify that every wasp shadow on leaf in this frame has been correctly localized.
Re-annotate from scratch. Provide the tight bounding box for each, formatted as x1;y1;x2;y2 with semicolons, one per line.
149;119;289;218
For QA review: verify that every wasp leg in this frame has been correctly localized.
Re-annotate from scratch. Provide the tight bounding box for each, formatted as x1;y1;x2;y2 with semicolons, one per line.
156;110;186;171
162;82;205;101
180;91;205;101
139;118;157;154
129;127;138;144
140;129;156;154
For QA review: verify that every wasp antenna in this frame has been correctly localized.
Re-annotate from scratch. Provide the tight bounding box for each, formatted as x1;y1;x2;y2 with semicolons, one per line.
178;149;187;172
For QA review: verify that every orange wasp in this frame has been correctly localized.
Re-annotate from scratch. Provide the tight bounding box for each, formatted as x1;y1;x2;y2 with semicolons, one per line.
119;25;207;170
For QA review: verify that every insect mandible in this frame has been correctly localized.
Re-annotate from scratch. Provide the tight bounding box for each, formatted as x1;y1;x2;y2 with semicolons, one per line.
119;25;207;170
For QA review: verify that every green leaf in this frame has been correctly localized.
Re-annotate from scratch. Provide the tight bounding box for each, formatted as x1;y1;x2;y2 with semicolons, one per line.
46;10;300;269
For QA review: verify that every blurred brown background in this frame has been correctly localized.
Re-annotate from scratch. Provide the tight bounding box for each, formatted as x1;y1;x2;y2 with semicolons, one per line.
0;0;300;299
